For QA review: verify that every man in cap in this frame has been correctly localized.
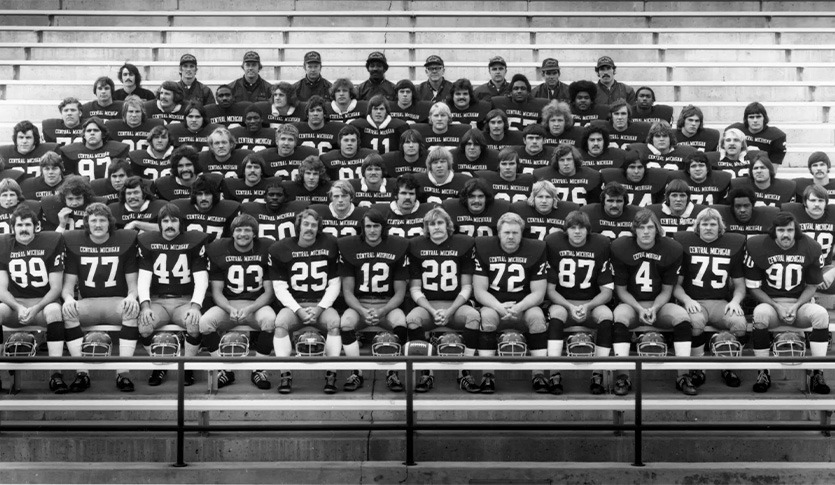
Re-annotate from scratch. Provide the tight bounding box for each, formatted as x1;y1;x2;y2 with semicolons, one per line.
416;55;453;104
293;51;332;102
178;54;215;107
358;51;396;102
594;56;635;107
532;58;570;102
227;51;273;103
474;56;510;102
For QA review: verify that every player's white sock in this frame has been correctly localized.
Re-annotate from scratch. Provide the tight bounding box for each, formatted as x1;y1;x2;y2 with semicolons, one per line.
65;337;88;376
184;341;200;357
612;343;630;357
691;344;705;357
274;335;292;357
547;340;563;357
118;340;137;376
343;341;360;357
810;341;828;357
673;341;691;357
47;341;64;357
479;349;496;357
530;349;547;378
596;346;612;357
753;348;770;358
324;334;342;357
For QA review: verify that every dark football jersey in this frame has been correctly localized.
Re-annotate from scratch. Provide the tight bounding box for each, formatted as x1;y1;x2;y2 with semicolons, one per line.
629;143;698;171
390;101;431;125
325;99;368;124
449;100;492;129
473;171;535;204
206;237;271;301
143;101;187;125
442;198;510;238
676;128;721;153
715;204;779;238
581;203;640;240
241;200;307;241
631;104;674;125
152;176;191;201
104;119;165;152
667;170;732;206
570;104;609;127
312;203;368;238
744;233;822;299
128;147;172;180
373;200;435;239
250;101;305;129
40;195;106;232
81;100;123;121
491;96;548;132
611;236;683;301
0;201;41;235
473;236;547;303
197;149;253;178
408;233;476;301
413;123;470;150
137;230;208;298
172;199;240;242
205;102;252;129
544;124;584;148
510;200;580;240
600;167;668;207
282;180;330;204
269;234;340;303
590;120;651;151
20;177;60;201
706;151;756;179
545;231;613;301
674;231;746;301
482;130;524;153
63;229;138;299
783;202;835;265
514;146;555;175
349;177;397;208
321;148;375;181
414;172;472;204
293;121;345;155
580;147;638;171
229;126;277;153
223;177;276;204
451;147;499;175
532;166;601;206
353;116;409;155
90;178;121;203
58;141;130;180
260;145;319;180
0;231;64;299
42;118;83;147
338;235;409;300
0;143;59;179
647;202;708;234
729;177;795;208
168;123;223;151
794;178;835;203
726;123;787;166
381;151;426;175
108;199;168;229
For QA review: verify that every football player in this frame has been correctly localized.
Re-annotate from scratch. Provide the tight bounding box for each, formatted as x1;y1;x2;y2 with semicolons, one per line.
173;174;241;242
62;203;140;392
105;95;164;152
40;176;103;232
473;147;535;204
414;147;472;204
227;51;273;103
143;81;187;124
675;105;720;153
442;178;509;238
481;109;524;152
109;175;166;232
137;203;209;386
793;152;835;202
568;80;608;126
451;128;498;176
594;56;635;106
667;151;732;206
717;186;780;237
152;145;202;201
326;78;367;124
177;54;215;107
533;144;601;206
545;210;614;394
600;157;667;207
321;124;375;180
230;105;277;151
512;124;555;174
90;158;131;203
128;125;173;180
416;55;452;104
349;153;397;208
169;102;223;151
491;74;548;132
282;156;331;204
745;211;829;393
414;102;470;150
42;97;83;146
358;51;395;102
58;117;130;180
353;95;409;155
541;101;583;148
0;205;66;392
338;209;410;392
726;102;787;167
783;185;835;292
82;76;124;121
708;127;753;178
390;79;430;125
293;51;332;102
629;121;698;171
673;209;747;388
372;174;434;238
223;153;276;204
241;181;307;241
197;127;254;178
511;180;579;240
20;152;65;201
205;85;250;129
578;123;637;171
406;208;480;393
728;154;795;207
293;96;346;155
611;209;694;395
311;180;369;237
630;86;674;125
200;214;276;390
0;179;41;234
647;179;708;234
382;129;428;176
252;83;304;128
261;124;319;181
113;63;155;102
581;181;640;239
472;212;549;393
474;56;510;101
592;98;651;150
271;208;342;393
0;120;59;179
532;58;570;102
446;78;492;129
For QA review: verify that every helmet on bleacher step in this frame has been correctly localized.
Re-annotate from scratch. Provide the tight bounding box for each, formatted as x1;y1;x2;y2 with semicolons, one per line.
710;331;742;357
81;331;112;357
295;331;325;356
371;331;401;356
566;332;596;357
404;340;433;356
150;332;181;357
4;332;37;357
772;332;806;358
636;332;667;357
434;333;465;356
497;330;527;357
219;332;250;357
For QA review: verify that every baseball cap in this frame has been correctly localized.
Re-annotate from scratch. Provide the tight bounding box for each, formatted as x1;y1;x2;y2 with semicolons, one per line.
304;51;322;64
808;151;832;169
179;53;197;66
488;56;507;68
540;58;560;71
424;55;444;67
243;51;261;64
596;56;615;68
366;51;389;70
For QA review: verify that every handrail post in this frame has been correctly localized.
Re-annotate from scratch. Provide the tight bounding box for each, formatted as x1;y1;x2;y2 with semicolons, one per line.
174;360;187;467
404;359;416;466
632;360;644;467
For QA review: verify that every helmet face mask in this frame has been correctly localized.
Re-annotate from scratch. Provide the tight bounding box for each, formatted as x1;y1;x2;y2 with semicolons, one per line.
219;331;250;357
566;332;596;357
150;332;181;357
637;332;667;357
772;332;806;358
295;331;325;356
81;331;113;357
4;332;37;357
710;331;742;357
371;331;401;356
434;333;465;356
497;330;527;357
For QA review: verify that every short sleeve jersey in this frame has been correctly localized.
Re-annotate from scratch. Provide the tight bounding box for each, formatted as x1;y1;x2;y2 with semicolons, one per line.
782;202;835;265
269;234;340;303
206;237;272;301
581;203;640;240
63;229;138;299
0;231;65;299
338;235;410;300
600;167;668;207
137;231;209;298
408;234;476;301
545;231;613;301
473;171;535;204
744;234;822;299
311;203;369;238
173;199;241;242
442;198;510;238
473;237;547;303
674;231;746;301
242;200;307;241
610;236;683;301
510;200;580;240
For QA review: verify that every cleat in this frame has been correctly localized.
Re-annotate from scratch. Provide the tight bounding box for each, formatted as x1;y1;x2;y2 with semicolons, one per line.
277;373;293;394
676;374;698;396
216;370;235;389
811;371;830;395
548;373;564;395
589;372;605;395
415;374;434;393
148;369;167;387
343;373;364;392
116;375;135;393
721;369;742;388
458;374;480;394
323;372;337;394
183;370;195;387
532;373;549;394
689;369;706;387
479;374;496;394
251;370;272;390
614;374;632;396
49;373;69;394
68;372;91;393
386;372;404;392
753;370;771;393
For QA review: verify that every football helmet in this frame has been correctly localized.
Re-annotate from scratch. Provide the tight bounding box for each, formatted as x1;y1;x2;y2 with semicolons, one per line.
81;331;112;357
371;331;401;356
636;332;667;357
566;333;596;357
219;331;250;357
435;333;466;356
404;340;433;356
150;332;181;357
772;332;806;358
4;332;37;357
295;331;325;356
497;330;527;357
710;331;742;357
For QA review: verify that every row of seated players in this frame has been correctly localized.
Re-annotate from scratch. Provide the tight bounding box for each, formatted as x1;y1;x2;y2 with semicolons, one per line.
0;167;830;397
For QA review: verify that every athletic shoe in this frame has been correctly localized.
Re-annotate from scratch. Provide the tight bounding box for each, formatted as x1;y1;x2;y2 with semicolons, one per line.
689;369;706;387
589;372;605;395
532;373;549;394
148;370;166;387
548;373;564;395
479;373;496;394
811;371;830;395
49;373;69;394
251;370;272;390
415;374;434;393
386;372;404;392
753;370;771;393
676;374;697;396
68;372;90;393
343;373;364;392
721;369;741;388
323;372;337;394
613;374;631;396
116;375;135;393
458;374;480;393
217;370;235;389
